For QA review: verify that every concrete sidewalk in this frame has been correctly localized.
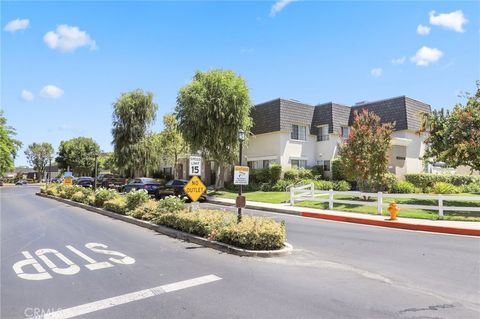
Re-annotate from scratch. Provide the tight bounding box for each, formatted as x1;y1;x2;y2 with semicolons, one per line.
206;196;480;236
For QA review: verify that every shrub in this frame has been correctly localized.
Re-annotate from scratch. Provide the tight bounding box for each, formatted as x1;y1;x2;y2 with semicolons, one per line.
103;197;127;214
312;180;334;190
311;165;324;179
331;159;345;181
155;209;235;237
157;196;185;214
391;181;416;194
128;199;159;220
432;182;461;194
62;185;84;199
405;173;480;190
269;164;282;183
85;194;96;206
71;191;86;203
333;180;351;191
250;168;271;184
298;168;313;179
260;183;273;192
94;188;119;207
125;189;150;211
383;173;398;192
271;180;293;192
466;182;480;194
283;169;299;181
215;217;286;250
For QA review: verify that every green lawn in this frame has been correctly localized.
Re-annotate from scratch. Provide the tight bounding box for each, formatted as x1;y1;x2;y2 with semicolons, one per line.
209;190;480;222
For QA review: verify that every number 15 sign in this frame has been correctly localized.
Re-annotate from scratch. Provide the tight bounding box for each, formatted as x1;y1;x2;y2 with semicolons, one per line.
189;156;202;176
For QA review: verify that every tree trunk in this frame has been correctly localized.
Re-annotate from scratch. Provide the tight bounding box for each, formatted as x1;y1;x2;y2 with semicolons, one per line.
174;153;178;179
215;162;226;190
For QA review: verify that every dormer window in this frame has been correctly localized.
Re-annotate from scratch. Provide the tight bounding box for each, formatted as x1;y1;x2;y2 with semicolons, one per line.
291;125;307;141
341;126;350;138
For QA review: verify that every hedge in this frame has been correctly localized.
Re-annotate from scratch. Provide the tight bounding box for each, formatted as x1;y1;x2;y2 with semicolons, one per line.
405;173;480;189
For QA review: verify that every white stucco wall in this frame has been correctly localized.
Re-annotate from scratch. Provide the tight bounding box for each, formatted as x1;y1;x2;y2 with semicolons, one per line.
391;130;426;175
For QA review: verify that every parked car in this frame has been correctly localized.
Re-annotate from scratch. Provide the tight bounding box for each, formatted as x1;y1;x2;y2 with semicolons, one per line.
96;174;127;190
120;178;164;195
75;177;95;188
155;179;206;202
51;177;62;183
15;180;27;185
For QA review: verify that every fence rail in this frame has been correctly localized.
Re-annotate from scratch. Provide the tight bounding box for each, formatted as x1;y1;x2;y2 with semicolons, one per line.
289;184;480;219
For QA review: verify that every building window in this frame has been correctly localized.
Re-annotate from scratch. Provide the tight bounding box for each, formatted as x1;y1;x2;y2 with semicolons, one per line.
291;159;307;168
247;161;256;169
163;167;172;177
317;125;329;141
341;126;349;138
291;125;307;141
263;160;270;169
317;160;330;172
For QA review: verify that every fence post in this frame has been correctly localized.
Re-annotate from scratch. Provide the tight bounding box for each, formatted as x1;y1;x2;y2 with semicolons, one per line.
290;187;295;206
377;192;383;215
310;183;315;200
328;189;334;210
438;194;444;220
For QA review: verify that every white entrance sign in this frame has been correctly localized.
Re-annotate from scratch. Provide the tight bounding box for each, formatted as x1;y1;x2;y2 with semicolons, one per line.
12;243;135;281
189;156;202;176
234;166;249;185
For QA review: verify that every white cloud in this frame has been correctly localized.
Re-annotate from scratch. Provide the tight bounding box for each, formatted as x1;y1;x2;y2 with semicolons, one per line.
371;68;382;77
43;25;96;52
410;46;443;66
270;0;297;17
417;24;431;35
4;18;29;32
429;10;468;33
391;57;406;65
40;85;64;99
20;89;34;101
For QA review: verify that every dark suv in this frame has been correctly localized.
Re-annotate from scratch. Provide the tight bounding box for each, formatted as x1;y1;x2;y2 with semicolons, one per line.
155;179;206;202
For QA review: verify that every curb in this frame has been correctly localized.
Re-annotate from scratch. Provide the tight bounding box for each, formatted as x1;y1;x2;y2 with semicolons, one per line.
36;193;293;257
206;197;480;237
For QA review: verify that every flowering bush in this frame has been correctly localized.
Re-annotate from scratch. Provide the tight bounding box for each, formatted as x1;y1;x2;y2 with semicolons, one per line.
94;188;119;207
128;200;159;221
125;189;150;211
157;196;185;214
103;197;127;214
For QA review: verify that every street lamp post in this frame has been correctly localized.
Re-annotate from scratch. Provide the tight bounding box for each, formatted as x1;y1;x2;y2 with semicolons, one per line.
94;152;99;190
48;157;52;184
237;129;245;223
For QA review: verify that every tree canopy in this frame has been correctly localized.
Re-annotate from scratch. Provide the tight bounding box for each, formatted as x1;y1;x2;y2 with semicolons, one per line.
56;137;100;176
111;89;158;176
159;113;187;178
419;82;480;172
338;110;394;192
0;111;22;176
25;142;54;178
176;69;252;188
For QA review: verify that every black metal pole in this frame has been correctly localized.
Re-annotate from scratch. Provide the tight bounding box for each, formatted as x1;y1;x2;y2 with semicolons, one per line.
48;158;52;183
237;140;243;223
94;154;98;190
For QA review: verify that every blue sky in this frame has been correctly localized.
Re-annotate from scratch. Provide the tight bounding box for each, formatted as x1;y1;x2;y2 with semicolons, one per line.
2;1;479;166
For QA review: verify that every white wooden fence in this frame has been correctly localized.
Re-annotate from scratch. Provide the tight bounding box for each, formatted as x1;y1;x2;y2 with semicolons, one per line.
290;184;480;219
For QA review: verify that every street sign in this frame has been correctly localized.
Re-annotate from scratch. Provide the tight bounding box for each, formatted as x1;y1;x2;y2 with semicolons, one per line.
63;176;73;186
234;166;249;185
64;171;73;177
189;156;202;176
183;176;206;202
236;196;246;208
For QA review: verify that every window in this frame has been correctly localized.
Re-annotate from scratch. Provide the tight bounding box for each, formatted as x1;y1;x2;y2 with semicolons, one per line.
317;160;330;172
247;161;256;169
341;127;349;138
291;125;307;141
291;159;307;168
263;160;270;169
317;125;329;141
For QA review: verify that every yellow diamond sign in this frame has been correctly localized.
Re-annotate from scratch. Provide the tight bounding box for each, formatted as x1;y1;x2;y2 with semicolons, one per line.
184;176;206;202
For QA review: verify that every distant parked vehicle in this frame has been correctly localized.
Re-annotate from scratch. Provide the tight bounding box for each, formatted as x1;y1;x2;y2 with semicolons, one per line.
75;177;95;188
96;174;127;190
15;180;27;186
51;177;62;183
155;179;206;202
120;178;164;195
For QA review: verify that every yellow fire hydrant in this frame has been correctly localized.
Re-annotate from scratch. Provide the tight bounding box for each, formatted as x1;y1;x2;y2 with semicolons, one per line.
387;201;399;220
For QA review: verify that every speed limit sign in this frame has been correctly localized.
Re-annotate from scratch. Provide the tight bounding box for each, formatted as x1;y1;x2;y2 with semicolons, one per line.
189;156;202;176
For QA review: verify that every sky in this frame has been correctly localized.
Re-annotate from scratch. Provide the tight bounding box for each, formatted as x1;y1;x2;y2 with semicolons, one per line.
2;1;479;166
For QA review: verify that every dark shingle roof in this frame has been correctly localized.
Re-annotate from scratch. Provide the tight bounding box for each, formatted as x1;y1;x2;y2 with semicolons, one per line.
250;96;431;135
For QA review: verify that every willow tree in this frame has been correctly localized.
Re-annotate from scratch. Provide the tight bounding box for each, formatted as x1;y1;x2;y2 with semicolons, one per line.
160;114;187;178
111;90;158;176
176;69;252;188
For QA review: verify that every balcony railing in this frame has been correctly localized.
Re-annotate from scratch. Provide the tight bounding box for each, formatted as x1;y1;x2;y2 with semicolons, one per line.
317;135;329;141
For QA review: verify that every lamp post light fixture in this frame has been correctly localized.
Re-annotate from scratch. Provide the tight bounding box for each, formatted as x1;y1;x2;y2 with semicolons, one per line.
93;151;100;190
237;129;245;223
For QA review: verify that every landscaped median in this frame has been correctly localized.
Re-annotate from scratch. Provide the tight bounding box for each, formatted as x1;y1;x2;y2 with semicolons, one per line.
38;184;292;257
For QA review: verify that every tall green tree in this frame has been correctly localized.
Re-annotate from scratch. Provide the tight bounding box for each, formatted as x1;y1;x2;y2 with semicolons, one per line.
160;113;187;178
98;152;116;172
176;69;252;188
137;133;164;177
111;89;158;176
338;110;394;192
25;142;54;179
56;137;100;176
0;111;22;176
419;82;480;172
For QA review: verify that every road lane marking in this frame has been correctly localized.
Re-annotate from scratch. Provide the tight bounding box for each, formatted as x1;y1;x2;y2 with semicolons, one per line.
35;249;80;276
43;274;222;319
65;245;113;271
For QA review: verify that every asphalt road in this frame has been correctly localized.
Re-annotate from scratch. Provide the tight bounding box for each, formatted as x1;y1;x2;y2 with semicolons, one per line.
1;186;479;319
